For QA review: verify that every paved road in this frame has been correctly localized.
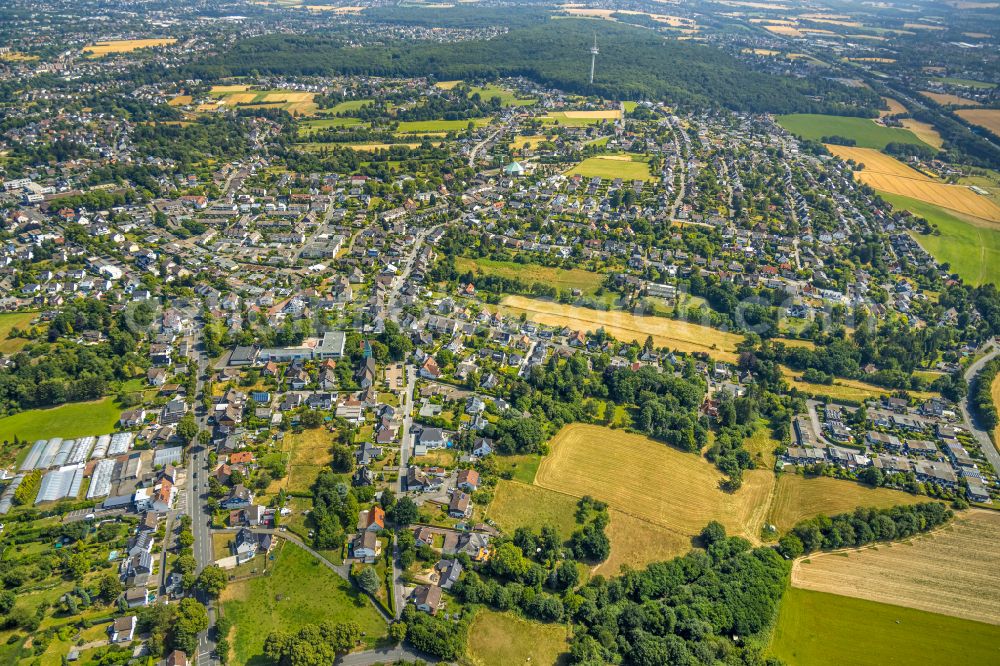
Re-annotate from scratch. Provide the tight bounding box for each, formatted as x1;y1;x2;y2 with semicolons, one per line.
186;330;220;666
393;364;416;618
335;645;436;665
961;340;1000;472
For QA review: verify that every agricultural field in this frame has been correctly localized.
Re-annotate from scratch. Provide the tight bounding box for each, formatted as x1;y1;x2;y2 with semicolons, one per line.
594;510;691;576
769;587;1000;666
221;541;386;664
879;96;907;116
204;86;319;115
541;111;620;126
781;365;935;401
791;509;1000;625
499;295;744;361
932;77;997;89
394;118;491;133
487;480;693;575
533;424;775;541
777;114;931;150
82;38;176;57
900;118;944;149
322;99;371;114
467;610;568;666
765;473;926;532
454;257;604;295
883;192;1000;286
567;154;655;181
826;145;1000;223
297;117;363;136
0;311;41;354
509;134;551;150
467;84;536;107
956;108;1000;136
919;90;979;106
168;95;193;107
0;398;122;449
487;480;580;538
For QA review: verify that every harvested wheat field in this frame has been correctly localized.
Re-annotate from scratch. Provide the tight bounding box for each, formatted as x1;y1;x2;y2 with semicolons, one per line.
901;119;944;149
826;145;1000;222
561;110;623;119
500;295;743;361
764;24;804;37
920;90;979;107
766;474;926;532
956;109;1000;136
594;510;692;576
168;95;193;107
534;424;775;541
880;97;908;116
791;510;1000;625
84;38;176;57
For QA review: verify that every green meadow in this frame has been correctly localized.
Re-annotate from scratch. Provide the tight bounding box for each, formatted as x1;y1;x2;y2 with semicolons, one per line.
769;587;1000;665
777;114;932;150
883;191;1000;286
0;398;122;452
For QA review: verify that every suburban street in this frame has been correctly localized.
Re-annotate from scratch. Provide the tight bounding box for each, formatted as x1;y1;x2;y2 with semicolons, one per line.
392;364;416;618
187;329;220;666
961;339;1000;473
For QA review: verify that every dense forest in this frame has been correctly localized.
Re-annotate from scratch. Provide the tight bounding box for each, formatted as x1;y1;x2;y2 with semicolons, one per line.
186;21;879;115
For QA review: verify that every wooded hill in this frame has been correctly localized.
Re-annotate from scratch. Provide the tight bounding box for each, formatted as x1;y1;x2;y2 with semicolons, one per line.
187;20;880;114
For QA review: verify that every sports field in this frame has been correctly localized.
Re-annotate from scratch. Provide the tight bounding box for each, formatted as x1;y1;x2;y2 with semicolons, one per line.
920;90;979;106
826;145;1000;222
0;311;40;354
777;114;931;151
883;192;1000;285
221;541;385;663
791;509;1000;625
0;398;122;450
499;295;743;361
454;257;604;294
765;474;925;532
467;610;568;666
567;155;654;181
83;38;176;57
533;424;775;541
956;108;1000;136
769;587;1000;665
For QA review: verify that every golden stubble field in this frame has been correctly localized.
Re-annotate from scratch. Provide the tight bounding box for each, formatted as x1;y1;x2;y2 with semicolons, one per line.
766;474;926;532
826;145;1000;223
956;108;1000;136
533;424;776;541
920;90;980;107
499;295;744;362
791;509;1000;625
83;38;176;57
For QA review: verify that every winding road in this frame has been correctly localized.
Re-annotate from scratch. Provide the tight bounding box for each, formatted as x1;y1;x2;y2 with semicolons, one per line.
961;339;1000;473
